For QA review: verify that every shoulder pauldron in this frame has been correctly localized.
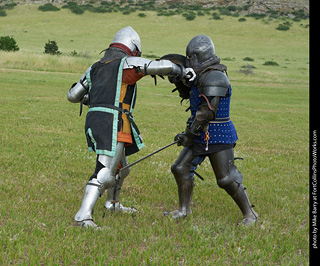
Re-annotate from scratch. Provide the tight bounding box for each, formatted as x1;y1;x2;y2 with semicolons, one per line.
198;70;230;97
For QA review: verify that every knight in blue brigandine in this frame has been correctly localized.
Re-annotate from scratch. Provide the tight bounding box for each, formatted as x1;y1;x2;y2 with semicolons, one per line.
163;35;258;226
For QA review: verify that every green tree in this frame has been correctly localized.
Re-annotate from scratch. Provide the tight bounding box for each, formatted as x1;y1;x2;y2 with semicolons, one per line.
0;36;19;51
44;40;62;55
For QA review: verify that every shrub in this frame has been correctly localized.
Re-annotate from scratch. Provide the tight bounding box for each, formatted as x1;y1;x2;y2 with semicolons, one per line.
276;21;291;31
219;8;232;16
222;57;235;61
263;61;279;66
93;6;109;13
246;13;266;20
183;12;196;21
276;24;290;31
239;64;256;75
44;40;61;55
62;2;84;14
238;17;246;22
138;13;146;17
212;12;221;20
0;3;17;17
81;4;95;12
0;36;19;52
242;64;256;69
70;50;78;56
38;3;60;12
100;1;110;6
70;6;84;14
157;10;176;16
227;6;237;12
3;2;17;10
291;9;308;19
0;10;7;17
243;57;254;61
69;50;90;58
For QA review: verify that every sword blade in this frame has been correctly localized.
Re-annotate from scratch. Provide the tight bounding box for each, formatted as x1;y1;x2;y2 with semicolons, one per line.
119;140;178;173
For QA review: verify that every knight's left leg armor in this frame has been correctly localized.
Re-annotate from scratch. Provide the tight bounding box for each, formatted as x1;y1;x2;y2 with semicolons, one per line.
104;150;137;213
74;142;125;228
209;148;258;226
164;147;195;219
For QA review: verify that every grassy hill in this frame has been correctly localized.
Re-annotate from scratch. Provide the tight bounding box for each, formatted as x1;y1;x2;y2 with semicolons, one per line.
0;3;310;265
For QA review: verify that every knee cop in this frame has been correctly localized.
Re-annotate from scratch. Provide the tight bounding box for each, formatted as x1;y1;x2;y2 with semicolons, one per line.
216;164;243;196
88;159;116;196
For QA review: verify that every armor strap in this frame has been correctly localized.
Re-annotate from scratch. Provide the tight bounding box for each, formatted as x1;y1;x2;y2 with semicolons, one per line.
198;94;213;111
86;182;101;188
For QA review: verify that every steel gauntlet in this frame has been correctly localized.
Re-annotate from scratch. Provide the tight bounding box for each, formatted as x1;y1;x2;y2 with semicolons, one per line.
175;119;204;147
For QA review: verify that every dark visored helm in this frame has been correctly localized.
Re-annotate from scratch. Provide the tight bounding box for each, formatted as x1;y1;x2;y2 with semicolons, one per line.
186;35;216;71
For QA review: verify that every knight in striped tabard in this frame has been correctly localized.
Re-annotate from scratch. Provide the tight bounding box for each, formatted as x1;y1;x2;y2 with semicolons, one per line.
68;26;196;229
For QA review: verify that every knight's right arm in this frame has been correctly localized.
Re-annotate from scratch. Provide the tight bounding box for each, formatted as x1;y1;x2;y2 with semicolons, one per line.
123;57;196;81
67;66;92;103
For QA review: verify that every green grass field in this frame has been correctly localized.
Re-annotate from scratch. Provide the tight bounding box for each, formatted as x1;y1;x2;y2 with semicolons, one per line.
0;4;309;265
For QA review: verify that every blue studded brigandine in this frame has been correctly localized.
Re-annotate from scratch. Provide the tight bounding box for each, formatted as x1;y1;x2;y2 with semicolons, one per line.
189;82;238;146
177;67;238;154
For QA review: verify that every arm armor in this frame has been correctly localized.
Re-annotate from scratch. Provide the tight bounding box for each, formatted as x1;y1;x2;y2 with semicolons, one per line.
123;57;183;77
189;104;214;136
67;66;92;103
176;105;214;147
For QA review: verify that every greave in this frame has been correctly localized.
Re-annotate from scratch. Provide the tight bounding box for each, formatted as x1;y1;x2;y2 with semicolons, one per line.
74;182;101;222
104;175;122;212
167;176;194;219
210;149;258;226
177;178;194;216
165;147;195;219
229;183;258;225
104;175;137;213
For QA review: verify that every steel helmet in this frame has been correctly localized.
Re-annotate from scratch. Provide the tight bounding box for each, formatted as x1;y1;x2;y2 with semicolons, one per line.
110;26;142;56
186;35;216;71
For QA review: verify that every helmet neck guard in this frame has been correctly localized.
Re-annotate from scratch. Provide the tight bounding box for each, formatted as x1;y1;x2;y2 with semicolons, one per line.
109;42;139;56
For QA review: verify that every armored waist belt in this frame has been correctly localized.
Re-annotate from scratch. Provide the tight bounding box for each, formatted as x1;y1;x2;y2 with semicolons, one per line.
210;117;230;123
